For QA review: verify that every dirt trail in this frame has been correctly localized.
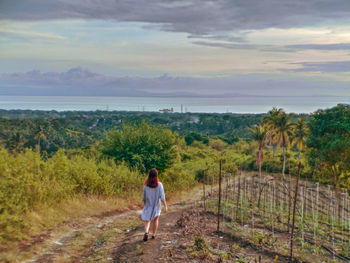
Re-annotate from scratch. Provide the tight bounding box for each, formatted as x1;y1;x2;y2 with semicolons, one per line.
108;204;291;263
112;208;185;263
17;186;204;263
23;209;141;263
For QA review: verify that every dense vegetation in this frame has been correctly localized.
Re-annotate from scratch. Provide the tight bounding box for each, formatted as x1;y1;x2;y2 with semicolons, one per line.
0;104;349;247
0;110;266;154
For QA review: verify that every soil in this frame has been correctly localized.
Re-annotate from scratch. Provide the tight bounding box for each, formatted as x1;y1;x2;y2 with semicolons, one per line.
110;207;293;263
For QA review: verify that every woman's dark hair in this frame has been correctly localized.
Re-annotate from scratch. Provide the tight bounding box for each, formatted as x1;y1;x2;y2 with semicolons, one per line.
144;168;159;188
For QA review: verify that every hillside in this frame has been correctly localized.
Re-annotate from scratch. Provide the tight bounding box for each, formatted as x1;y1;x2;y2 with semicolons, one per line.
2;173;348;263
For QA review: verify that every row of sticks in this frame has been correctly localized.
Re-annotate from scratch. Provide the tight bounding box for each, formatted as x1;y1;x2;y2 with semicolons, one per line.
200;164;350;262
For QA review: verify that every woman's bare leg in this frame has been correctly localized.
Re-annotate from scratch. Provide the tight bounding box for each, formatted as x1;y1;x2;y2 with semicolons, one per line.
144;221;151;233
152;216;159;236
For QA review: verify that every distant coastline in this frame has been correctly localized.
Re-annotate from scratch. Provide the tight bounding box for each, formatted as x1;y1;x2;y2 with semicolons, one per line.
0;95;348;114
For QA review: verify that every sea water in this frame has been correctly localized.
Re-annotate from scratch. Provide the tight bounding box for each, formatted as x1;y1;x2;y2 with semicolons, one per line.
0;95;348;113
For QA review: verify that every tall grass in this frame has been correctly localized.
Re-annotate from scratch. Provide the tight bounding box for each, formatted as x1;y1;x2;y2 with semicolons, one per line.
0;148;143;244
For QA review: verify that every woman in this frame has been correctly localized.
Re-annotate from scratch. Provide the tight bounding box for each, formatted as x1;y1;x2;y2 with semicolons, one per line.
141;168;168;241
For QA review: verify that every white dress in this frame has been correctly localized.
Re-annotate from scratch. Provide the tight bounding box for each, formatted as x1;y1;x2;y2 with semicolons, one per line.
141;182;166;221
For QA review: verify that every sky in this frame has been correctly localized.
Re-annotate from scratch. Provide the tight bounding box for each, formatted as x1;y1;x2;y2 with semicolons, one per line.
1;0;350;97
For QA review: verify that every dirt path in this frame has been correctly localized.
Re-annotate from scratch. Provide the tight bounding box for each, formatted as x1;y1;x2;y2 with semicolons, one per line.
15;186;204;263
111;207;186;263
106;205;291;263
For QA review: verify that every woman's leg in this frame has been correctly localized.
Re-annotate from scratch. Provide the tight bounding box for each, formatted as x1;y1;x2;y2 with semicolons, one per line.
152;216;159;237
144;220;151;233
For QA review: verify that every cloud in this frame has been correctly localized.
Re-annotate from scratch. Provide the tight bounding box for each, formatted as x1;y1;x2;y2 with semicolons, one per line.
286;61;350;72
192;41;296;52
2;0;350;37
0;28;67;41
191;41;257;50
188;34;246;43
1;67;349;97
285;43;350;50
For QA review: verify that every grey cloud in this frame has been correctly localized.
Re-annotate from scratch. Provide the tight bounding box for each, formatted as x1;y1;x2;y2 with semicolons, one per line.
192;41;257;50
192;41;294;52
2;0;350;36
286;61;350;72
188;34;246;43
1;67;349;97
285;43;350;50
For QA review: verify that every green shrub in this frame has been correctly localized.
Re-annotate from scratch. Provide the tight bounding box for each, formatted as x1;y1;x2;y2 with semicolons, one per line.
100;121;177;173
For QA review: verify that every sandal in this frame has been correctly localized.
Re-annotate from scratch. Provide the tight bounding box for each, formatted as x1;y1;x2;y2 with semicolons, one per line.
151;235;155;239
143;233;148;242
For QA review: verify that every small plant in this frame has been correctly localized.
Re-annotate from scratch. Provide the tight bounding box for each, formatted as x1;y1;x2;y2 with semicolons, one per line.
192;235;212;260
194;235;209;251
251;230;276;248
232;244;242;252
136;244;143;255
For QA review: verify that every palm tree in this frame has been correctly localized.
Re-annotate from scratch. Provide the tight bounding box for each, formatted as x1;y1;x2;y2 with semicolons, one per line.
270;111;294;177
292;118;308;164
290;118;308;260
262;107;283;159
250;124;269;179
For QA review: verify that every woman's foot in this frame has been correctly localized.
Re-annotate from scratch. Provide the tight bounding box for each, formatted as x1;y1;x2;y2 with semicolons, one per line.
143;233;148;242
151;235;155;239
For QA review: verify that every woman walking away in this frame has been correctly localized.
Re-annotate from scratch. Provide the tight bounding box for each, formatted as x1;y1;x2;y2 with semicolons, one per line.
141;168;168;242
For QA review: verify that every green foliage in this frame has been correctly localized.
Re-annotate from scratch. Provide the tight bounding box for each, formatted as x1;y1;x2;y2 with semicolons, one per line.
192;235;212;260
184;132;208;146
0;148;143;243
0;110;266;155
307;104;350;187
218;130;239;145
100;121;177;173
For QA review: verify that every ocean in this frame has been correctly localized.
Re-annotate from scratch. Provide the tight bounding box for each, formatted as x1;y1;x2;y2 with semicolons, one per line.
0;95;349;114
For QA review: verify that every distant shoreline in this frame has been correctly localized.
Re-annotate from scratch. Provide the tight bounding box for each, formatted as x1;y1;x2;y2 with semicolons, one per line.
0;95;348;114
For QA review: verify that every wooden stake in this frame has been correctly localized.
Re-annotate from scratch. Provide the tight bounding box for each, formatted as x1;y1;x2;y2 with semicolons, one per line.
217;159;222;232
290;160;301;262
203;183;206;211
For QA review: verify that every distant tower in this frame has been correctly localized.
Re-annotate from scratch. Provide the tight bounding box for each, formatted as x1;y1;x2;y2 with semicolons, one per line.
143;106;145;112
106;105;109;111
181;104;183;113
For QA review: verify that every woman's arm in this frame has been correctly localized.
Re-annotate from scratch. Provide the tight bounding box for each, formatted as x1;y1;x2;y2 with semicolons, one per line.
159;183;167;212
142;186;146;205
161;200;168;213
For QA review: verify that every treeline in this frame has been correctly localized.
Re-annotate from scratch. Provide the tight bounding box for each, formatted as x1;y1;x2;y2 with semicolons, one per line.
0;110;269;154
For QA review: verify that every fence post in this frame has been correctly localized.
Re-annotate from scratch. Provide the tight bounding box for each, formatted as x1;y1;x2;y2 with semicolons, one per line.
203;183;206;211
290;160;301;262
217;159;222;232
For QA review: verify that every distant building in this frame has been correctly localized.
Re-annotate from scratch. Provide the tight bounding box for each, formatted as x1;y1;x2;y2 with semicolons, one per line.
159;107;174;113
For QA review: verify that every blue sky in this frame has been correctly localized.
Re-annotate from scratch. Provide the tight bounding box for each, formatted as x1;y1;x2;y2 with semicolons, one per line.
1;0;350;97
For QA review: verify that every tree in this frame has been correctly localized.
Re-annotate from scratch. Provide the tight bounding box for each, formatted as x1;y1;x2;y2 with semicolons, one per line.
34;125;46;152
100;121;177;173
292;118;308;164
267;110;294;177
307;104;350;218
290;118;308;261
250;124;269;179
262;107;284;159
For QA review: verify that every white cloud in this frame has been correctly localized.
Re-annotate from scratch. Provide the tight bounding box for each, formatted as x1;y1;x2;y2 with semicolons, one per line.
0;28;67;40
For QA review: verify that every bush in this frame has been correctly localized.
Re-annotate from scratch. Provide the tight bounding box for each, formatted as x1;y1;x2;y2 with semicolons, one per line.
100;121;177;173
0;148;143;243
